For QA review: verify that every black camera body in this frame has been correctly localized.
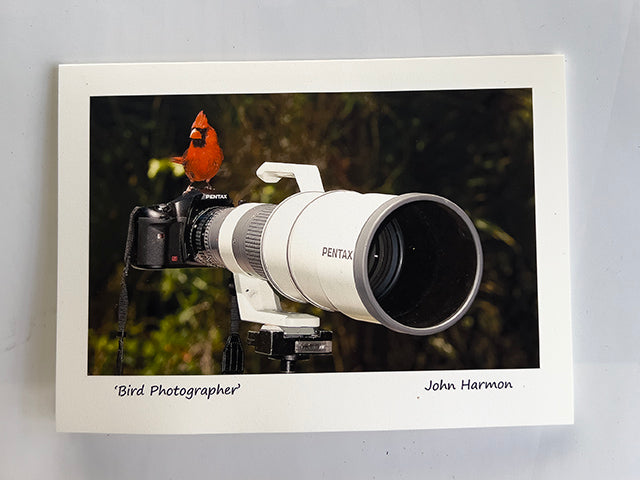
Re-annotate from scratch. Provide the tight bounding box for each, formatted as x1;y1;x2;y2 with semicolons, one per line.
133;191;233;270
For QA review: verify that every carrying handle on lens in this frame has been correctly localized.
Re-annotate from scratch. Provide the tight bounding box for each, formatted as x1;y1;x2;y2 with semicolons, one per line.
256;162;325;193
232;162;324;329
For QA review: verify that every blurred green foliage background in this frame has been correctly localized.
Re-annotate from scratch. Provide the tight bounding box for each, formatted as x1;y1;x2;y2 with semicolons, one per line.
89;89;538;375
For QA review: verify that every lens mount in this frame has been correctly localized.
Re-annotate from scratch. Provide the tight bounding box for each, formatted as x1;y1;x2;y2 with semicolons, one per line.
189;206;233;267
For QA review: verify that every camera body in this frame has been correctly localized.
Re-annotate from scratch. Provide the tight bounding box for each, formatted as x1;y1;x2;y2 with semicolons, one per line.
133;192;233;270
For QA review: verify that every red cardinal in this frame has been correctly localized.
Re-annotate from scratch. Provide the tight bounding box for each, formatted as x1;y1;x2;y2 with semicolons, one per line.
173;110;224;189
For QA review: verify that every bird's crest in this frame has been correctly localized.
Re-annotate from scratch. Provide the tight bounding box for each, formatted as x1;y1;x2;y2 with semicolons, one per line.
191;110;210;130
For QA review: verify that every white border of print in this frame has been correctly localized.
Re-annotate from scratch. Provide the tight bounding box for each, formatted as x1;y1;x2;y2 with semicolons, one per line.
57;56;573;434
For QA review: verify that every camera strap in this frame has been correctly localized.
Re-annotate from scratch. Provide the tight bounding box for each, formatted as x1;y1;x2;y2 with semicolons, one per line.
116;206;141;375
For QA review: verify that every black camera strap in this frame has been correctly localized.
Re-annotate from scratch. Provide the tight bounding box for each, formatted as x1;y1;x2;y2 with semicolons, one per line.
221;277;244;374
116;206;141;375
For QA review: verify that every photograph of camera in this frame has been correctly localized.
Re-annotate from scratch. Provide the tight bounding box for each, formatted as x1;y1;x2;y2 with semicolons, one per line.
89;90;538;376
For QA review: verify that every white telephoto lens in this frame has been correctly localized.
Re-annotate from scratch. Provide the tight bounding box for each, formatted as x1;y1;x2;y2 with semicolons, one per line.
197;190;482;335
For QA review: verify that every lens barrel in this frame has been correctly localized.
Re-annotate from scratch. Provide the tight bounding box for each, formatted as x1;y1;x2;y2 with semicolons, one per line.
187;190;482;336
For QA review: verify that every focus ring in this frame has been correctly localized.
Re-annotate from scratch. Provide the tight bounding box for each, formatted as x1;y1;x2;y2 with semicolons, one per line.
232;204;276;279
244;205;275;278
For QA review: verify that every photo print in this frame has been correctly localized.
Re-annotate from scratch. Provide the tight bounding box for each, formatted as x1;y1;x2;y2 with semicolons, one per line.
57;57;572;433
88;89;538;376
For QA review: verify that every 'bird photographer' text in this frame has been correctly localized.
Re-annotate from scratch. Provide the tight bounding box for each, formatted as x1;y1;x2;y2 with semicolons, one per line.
114;383;241;400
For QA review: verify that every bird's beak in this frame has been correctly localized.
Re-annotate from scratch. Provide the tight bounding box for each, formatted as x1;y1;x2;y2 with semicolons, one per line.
190;128;202;140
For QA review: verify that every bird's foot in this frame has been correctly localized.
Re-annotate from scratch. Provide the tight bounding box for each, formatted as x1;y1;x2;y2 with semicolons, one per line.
195;181;216;194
